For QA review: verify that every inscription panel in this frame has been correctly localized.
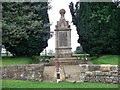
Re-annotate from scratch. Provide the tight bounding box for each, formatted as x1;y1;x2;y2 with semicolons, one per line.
59;31;67;47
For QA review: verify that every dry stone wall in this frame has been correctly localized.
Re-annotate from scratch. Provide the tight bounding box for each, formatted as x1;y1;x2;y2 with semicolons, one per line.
79;64;120;84
0;64;44;81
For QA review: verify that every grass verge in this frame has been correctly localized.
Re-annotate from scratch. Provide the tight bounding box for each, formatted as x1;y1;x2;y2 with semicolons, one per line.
2;80;118;88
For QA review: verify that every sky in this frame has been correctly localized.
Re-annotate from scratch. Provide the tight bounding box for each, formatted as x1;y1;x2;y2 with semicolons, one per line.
46;0;80;53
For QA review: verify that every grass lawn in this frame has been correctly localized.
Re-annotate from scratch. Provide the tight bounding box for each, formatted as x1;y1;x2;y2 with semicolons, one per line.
91;55;118;65
1;55;119;88
1;55;118;66
1;57;32;66
2;80;118;88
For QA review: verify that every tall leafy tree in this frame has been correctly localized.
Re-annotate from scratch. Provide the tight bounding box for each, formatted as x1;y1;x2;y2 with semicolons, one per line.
2;2;50;56
69;2;120;55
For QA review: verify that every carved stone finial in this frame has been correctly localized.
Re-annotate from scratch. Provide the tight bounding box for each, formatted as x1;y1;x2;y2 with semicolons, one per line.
59;9;66;17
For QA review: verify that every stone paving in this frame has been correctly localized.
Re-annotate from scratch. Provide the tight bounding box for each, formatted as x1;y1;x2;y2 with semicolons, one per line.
63;65;80;82
43;65;80;82
43;66;55;82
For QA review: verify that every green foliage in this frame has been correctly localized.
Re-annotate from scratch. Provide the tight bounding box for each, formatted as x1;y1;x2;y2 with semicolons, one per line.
31;56;46;63
2;80;118;88
72;54;89;57
41;55;55;59
31;55;55;63
2;2;50;56
74;46;84;54
69;2;120;55
73;54;90;60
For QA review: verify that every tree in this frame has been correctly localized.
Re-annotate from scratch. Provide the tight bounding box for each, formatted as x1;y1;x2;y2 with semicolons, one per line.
2;2;50;56
74;46;84;54
69;2;120;55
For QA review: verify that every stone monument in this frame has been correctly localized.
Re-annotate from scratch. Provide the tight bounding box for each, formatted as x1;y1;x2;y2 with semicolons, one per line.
55;9;72;58
49;9;87;82
50;9;79;65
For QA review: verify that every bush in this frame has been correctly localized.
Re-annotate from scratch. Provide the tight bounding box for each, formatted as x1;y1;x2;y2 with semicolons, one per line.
31;55;55;63
72;54;90;60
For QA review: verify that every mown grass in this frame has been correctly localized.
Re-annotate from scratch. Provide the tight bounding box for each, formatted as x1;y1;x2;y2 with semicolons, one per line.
2;80;118;88
1;55;118;66
1;57;32;66
92;55;118;65
1;55;119;88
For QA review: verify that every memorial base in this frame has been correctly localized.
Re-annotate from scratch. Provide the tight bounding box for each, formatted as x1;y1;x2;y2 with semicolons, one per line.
49;57;91;65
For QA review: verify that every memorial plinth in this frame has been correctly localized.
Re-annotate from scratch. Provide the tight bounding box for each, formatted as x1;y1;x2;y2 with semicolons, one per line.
50;9;80;65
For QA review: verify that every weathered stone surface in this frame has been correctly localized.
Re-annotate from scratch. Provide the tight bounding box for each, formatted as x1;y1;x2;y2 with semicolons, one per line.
79;64;88;71
1;64;44;81
111;71;118;76
79;64;119;84
88;65;100;71
100;65;111;72
110;65;118;71
50;9;84;65
55;9;72;58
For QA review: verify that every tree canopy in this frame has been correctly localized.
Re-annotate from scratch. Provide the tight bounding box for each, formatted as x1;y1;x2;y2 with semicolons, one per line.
69;2;120;55
2;2;50;56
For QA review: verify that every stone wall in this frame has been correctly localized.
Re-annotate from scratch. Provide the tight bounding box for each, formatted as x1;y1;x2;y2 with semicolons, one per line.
79;64;120;84
0;64;44;81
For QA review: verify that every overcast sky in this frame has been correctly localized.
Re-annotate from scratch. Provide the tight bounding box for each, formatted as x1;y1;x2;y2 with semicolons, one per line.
46;0;80;52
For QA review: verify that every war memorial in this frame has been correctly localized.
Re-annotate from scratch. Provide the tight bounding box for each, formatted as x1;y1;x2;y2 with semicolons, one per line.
1;9;119;84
